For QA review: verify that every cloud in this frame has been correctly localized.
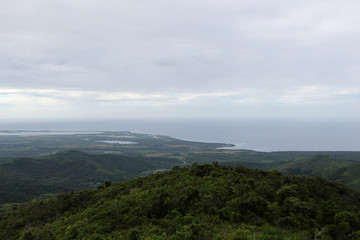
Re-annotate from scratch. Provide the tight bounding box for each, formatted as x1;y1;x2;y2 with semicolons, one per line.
277;86;360;105
1;0;360;120
1;84;358;111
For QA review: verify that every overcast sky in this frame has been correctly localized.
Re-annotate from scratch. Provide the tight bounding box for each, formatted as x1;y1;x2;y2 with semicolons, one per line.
1;0;360;121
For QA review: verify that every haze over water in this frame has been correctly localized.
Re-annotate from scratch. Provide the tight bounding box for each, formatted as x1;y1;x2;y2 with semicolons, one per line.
1;119;359;152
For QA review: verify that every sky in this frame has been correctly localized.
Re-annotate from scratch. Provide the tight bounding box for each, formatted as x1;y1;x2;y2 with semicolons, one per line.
1;0;360;121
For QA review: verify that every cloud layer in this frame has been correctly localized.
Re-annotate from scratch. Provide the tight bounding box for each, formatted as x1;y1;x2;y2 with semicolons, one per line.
1;0;360;119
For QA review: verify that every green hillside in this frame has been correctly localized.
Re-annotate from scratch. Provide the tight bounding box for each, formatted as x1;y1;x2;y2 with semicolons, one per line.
3;149;360;206
275;154;360;190
1;164;359;239
0;150;182;204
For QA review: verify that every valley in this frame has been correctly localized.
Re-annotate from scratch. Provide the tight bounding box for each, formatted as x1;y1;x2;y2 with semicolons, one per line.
1;131;360;206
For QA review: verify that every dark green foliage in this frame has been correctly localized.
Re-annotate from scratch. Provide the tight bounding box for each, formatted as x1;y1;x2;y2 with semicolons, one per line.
0;164;359;239
275;154;360;190
0;150;182;204
3;131;360;206
104;181;112;187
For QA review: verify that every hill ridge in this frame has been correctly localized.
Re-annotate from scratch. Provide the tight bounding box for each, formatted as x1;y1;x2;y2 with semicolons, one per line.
1;164;359;239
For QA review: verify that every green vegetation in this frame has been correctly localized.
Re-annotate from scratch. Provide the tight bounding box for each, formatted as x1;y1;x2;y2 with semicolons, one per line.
190;152;360;190
0;150;182;204
2;131;360;220
0;131;229;158
1;164;359;239
187;150;360;167
2;148;360;205
275;154;360;190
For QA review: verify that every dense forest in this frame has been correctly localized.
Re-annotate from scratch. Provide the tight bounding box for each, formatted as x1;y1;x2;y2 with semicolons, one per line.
2;149;360;206
1;164;359;239
0;150;181;204
274;154;360;190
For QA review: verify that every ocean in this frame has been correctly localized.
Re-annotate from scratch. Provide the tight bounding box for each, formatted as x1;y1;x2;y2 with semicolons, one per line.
1;119;359;152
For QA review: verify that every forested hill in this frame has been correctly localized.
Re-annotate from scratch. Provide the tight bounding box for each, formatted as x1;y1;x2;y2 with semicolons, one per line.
275;154;360;190
1;164;359;239
0;150;182;204
3;149;360;206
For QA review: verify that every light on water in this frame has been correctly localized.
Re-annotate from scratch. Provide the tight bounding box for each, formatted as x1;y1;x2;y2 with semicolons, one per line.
96;140;138;145
1;119;359;151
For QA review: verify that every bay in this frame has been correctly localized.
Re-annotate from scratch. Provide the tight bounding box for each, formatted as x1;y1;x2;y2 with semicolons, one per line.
1;119;359;151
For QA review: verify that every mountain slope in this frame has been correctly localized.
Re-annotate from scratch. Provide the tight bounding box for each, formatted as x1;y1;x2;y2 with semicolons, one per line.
0;150;182;203
275;154;360;190
1;164;359;239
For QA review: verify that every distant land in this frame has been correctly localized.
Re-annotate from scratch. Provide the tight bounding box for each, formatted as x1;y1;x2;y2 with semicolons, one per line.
1;131;360;207
1;118;360;151
0;130;230;158
1;130;360;239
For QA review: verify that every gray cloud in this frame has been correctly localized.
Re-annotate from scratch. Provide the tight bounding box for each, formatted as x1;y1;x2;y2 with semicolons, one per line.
1;0;360;119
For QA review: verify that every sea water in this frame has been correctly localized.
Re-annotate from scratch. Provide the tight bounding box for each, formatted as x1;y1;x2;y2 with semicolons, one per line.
1;119;359;151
